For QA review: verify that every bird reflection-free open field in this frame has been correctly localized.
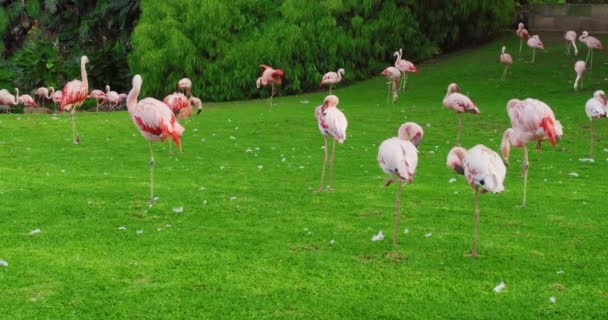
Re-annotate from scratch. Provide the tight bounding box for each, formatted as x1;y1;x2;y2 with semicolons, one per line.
1;33;607;318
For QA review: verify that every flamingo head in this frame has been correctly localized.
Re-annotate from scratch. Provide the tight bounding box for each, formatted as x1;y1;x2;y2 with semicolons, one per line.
321;95;339;110
381;68;390;76
81;56;89;64
518;22;524;29
501;46;506;54
273;69;285;78
398;122;424;147
540;117;558;146
132;74;143;88
446;147;466;175
447;83;460;93
582;31;589;37
393;51;399;57
593;90;607;105
409;64;418;74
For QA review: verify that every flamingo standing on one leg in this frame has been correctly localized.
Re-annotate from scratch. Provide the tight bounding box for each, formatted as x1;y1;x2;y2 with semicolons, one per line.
574;60;587;91
315;95;347;192
443;83;480;146
499;46;513;80
516;23;529;56
89;88;106;112
447;145;506;257
60;56;89;144
377;122;423;245
320;68;345;94
177;78;192;97
500;98;563;207
527;35;544;63
564;31;578;56
126;75;185;204
394;49;418;91
585;90;607;158
381;67;401;104
0;88;19;113
579;31;603;69
256;64;285;109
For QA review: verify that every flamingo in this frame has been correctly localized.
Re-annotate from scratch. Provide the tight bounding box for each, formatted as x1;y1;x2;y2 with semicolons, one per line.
394;49;418;91
19;94;38;107
381;66;401;104
315;95;347;192
500;98;563;206
34;87;54;107
104;85;120;111
89;88;106;112
116;93;128;110
60;55;89;144
442;83;480;146
256;64;285;108
126;74;185;203
579;31;603;69
320;68;345;94
0;88;19;113
177;78;192;97
499;46;513;80
164;92;191;125
564;31;578;56
574;60;586;91
516;23;529;55
377;122;422;245
585;90;607;158
527;35;544;63
50;90;62;112
447;145;506;257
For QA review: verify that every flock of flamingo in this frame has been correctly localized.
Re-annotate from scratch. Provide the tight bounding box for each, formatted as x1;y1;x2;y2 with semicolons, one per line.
0;23;604;257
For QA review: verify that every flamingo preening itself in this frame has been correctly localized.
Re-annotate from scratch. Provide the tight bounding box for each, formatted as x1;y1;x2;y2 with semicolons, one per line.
442;83;480;146
585;90;608;158
500;98;563;207
574;60;586;91
447;145;506;257
377;122;423;245
499;46;513;80
126;75;185;204
579;31;603;69
394;48;418;91
564;31;578;56
256;64;285;109
89;88;106;112
527;35;544;64
381;66;401;104
177;78;192;97
315;95;347;192
320;68;345;94
516;23;529;56
60;55;89;144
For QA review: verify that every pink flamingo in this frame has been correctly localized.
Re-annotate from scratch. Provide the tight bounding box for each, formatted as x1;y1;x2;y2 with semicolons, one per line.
527;35;544;63
381;66;401;103
88;88;106;112
447;145;506;257
177;78;192;97
19;94;38;107
516;23;529;55
579;31;603;69
256;64;285;108
574;60;586;91
126;74;185;203
315;95;347;192
585;90;607;158
320;68;345;94
34;87;54;107
564;31;578;56
190;96;203;115
500;98;563;206
377;122;422;245
394;49;418;91
50;90;62;112
104;85;120;111
60;56;89;144
443;83;480;146
499;46;513;80
164;92;191;123
0;88;19;113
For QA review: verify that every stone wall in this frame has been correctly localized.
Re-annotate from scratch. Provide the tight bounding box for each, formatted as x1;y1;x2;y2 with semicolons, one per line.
526;4;608;32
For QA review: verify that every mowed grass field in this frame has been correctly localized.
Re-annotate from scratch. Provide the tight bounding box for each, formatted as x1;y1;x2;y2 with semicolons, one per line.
2;33;608;319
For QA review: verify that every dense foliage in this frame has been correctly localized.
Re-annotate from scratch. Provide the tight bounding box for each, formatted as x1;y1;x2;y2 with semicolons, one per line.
0;0;138;93
130;0;514;101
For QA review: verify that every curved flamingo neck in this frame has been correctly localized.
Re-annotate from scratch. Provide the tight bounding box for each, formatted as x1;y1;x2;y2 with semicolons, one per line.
81;60;88;89
394;51;401;65
127;81;141;110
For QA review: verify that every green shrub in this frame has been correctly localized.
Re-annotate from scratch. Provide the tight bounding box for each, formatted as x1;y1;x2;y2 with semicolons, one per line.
130;0;514;102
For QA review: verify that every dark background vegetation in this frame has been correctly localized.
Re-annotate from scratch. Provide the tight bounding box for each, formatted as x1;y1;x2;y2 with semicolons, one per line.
1;0;518;101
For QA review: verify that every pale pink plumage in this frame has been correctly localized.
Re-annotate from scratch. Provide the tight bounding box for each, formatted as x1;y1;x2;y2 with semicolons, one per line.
256;64;285;107
381;66;401;103
104;85;120;110
564;31;578;56
516;23;529;39
574;60;586;91
527;35;544;63
397;122;424;147
443;83;479;145
585;90;608;158
0;88;19;107
19;94;38;107
579;31;603;69
315;95;347;191
499;46;512;80
177;78;192;96
320;68;344;94
164;92;191;118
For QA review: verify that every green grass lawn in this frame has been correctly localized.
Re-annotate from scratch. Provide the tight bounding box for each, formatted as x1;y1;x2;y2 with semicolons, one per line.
1;33;608;319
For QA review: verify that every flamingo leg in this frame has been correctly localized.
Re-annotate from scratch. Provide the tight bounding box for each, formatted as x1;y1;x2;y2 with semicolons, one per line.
501;65;509;81
403;73;409;90
329;138;336;190
586;48;591;64
393;180;404;246
566;42;570;55
456;113;462;146
149;141;155;204
531;48;536;63
386;81;391;105
471;188;480;257
519;38;523;56
269;84;275;109
522;144;529;207
329;84;332;95
590;119;594;159
317;136;328;192
70;108;80;144
591;49;594;70
392;80;399;103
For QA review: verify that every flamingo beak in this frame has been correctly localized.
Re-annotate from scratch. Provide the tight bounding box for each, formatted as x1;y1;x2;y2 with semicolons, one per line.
411;134;421;148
